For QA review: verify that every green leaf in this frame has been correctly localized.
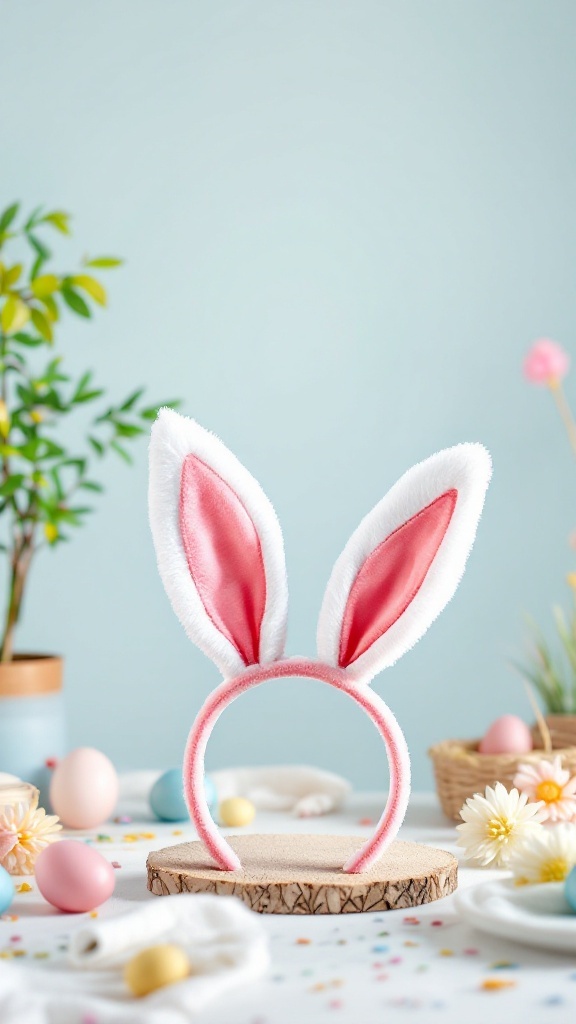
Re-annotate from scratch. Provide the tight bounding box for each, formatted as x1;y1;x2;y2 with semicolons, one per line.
13;332;43;347
115;422;144;438
3;263;23;288
31;274;59;299
1;295;30;333
30;307;53;342
24;206;44;231
40;295;59;322
80;480;104;493
75;389;104;403
84;256;123;269
42;210;71;235
0;474;24;497
50;468;64;502
31;253;47;280
88;436;104;456
111;440;132;464
61;286;91;318
26;234;50;261
120;388;144;412
73;371;92;398
71;274;106;306
0;203;19;233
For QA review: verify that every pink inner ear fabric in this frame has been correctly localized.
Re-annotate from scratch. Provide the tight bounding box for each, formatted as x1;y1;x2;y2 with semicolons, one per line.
179;454;267;666
339;489;457;668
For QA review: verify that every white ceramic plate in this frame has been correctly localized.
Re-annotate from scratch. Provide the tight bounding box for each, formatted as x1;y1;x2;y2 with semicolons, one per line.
455;879;576;953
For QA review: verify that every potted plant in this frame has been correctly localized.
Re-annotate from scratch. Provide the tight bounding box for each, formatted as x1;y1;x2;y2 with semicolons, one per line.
0;201;177;781
519;338;576;748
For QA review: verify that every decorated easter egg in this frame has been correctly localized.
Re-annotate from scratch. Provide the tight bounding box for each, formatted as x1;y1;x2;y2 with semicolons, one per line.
0;865;14;915
219;796;256;827
149;769;216;822
478;715;533;755
50;748;119;828
124;943;190;996
35;839;115;912
566;865;576;913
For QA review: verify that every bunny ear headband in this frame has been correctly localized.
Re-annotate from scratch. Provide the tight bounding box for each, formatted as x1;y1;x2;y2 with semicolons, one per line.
149;409;491;873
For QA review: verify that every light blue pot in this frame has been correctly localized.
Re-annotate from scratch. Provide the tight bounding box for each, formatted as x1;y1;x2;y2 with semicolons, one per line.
0;656;66;792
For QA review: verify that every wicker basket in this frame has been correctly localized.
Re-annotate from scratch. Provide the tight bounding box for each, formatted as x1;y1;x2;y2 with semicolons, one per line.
428;738;576;821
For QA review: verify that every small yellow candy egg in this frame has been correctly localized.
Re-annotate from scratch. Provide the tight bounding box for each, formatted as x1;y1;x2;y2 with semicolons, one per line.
124;943;190;997
219;796;256;827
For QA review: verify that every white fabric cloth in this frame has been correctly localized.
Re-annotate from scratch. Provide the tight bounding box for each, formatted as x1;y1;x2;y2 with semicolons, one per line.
0;893;269;1023
209;764;351;816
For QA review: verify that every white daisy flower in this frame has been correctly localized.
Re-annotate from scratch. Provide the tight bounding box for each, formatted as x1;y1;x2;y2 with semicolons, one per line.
510;822;576;884
513;756;576;823
0;794;61;874
456;782;545;868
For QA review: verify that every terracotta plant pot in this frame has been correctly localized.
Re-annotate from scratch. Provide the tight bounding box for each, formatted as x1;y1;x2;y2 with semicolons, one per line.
0;655;65;785
532;714;576;752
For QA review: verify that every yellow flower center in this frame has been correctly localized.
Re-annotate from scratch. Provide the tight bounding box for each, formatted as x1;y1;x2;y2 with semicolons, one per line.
535;780;563;804
486;817;513;841
539;857;570;883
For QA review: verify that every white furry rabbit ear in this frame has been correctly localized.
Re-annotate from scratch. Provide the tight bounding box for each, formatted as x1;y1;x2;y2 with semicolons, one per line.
149;410;288;678
317;444;492;683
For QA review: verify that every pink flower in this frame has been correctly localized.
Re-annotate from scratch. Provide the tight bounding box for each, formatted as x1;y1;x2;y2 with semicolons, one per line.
523;339;570;385
513;756;576;823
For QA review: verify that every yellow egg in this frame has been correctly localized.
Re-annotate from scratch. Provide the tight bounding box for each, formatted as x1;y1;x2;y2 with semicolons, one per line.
124;943;190;997
219;796;256;827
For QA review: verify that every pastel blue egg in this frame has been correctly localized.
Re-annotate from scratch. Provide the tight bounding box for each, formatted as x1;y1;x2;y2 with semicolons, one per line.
565;865;576;912
0;865;14;915
149;769;216;822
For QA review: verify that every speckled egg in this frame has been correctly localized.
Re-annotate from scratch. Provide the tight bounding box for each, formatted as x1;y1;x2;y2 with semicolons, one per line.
124;943;190;996
149;769;216;822
0;865;14;915
478;715;533;755
566;865;576;912
219;796;256;827
35;839;115;912
50;748;119;829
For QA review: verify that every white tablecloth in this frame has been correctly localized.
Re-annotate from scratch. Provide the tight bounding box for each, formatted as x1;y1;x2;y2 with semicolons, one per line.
1;782;575;1024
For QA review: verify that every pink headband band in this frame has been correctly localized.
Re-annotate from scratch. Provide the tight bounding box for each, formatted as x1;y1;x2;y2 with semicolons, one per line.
149;411;491;873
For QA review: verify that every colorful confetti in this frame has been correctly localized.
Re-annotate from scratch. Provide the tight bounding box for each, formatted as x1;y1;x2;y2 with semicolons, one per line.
481;979;517;991
296;938;311;945
111;861;122;869
15;883;32;894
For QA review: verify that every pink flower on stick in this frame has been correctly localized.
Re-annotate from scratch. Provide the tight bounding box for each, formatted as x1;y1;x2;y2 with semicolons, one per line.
524;339;570;386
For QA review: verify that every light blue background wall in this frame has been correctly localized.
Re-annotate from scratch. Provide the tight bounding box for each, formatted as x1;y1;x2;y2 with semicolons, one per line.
2;1;576;788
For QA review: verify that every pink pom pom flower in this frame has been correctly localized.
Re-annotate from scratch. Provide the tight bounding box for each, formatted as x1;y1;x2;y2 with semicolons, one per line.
524;338;570;386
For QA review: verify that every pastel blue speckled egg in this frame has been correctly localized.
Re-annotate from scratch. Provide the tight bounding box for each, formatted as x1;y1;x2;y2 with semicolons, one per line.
149;769;216;822
565;865;576;912
0;865;14;915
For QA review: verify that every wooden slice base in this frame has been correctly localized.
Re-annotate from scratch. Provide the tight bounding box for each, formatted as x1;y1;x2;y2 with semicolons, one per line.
146;834;457;914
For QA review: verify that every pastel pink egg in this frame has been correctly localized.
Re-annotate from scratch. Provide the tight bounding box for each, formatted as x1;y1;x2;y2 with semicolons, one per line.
50;747;118;829
478;715;533;755
35;840;115;912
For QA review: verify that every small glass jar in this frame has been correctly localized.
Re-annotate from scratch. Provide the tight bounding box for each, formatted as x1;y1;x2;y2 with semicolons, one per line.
0;655;66;788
